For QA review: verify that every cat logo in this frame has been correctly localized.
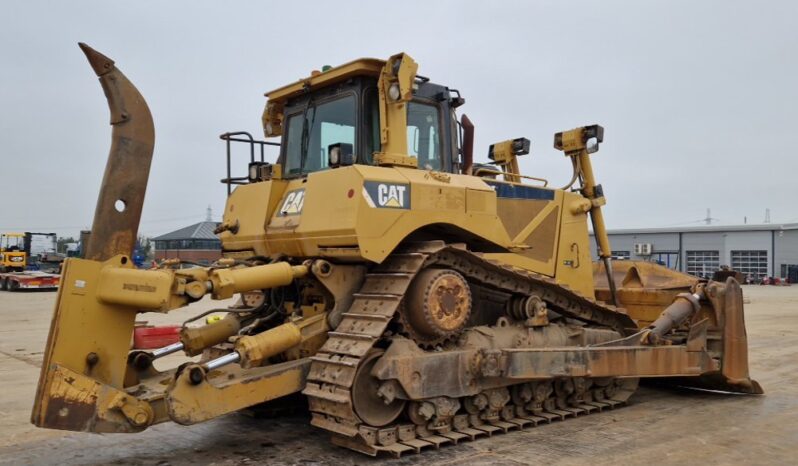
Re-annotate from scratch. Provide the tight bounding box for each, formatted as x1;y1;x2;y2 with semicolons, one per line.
278;188;305;216
363;181;410;209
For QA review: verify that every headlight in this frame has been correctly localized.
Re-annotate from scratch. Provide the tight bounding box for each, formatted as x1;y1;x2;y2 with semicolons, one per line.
329;146;340;166
247;162;273;182
327;143;354;167
388;83;401;101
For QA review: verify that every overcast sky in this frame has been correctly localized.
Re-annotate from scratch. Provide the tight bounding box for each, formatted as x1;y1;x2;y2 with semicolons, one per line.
1;1;797;239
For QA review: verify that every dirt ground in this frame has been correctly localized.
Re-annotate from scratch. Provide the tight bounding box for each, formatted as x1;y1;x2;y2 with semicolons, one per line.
0;285;796;466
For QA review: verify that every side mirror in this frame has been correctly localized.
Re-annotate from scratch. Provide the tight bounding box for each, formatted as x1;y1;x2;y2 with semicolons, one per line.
328;143;354;168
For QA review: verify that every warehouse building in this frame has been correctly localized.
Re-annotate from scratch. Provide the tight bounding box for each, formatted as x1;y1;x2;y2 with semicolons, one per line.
152;221;221;264
590;223;798;282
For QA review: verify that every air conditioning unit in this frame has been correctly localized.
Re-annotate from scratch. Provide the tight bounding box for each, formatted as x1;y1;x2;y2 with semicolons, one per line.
634;243;653;256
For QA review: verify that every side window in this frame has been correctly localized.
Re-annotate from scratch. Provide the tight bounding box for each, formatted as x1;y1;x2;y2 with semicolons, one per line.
319;121;355;166
406;102;441;170
284;114;304;175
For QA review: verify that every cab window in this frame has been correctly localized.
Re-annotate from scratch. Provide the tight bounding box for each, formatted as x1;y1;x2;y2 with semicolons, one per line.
406;101;441;170
363;87;381;164
283;95;357;176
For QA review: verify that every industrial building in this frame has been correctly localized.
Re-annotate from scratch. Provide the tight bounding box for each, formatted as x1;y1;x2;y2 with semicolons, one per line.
590;223;798;282
152;221;221;264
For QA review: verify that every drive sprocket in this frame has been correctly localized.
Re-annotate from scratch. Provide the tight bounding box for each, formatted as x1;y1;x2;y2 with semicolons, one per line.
400;268;472;347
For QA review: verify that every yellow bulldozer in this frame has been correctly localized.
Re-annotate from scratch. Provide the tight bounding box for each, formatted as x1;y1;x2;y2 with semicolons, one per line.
32;44;761;457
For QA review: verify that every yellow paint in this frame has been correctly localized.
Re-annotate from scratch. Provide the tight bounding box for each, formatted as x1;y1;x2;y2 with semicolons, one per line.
167;360;308;425
373;53;418;167
263;58;385;138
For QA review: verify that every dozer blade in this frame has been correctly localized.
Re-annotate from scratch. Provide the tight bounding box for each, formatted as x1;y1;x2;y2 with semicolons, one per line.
596;262;762;395
660;278;763;394
31;43;156;432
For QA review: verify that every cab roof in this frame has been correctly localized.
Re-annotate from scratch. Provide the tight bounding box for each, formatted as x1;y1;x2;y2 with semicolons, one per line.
265;57;385;103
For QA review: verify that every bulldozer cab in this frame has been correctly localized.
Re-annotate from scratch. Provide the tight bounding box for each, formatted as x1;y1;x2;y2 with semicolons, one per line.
1;233;25;251
277;78;460;176
259;55;465;181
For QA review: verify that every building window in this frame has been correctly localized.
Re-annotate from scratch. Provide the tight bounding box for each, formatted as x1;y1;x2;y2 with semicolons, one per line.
611;251;630;260
686;250;719;278
731;250;768;280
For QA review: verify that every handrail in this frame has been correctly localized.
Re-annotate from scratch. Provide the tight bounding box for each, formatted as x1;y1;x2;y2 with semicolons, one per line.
219;131;280;196
473;167;549;187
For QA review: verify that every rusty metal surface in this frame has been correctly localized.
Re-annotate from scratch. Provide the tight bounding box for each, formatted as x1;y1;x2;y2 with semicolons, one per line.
719;278;763;393
502;346;717;378
402;268;472;346
78;43;155;261
644;286;703;343
595;261;762;394
350;350;405;427
34;364;150;433
594;260;698;291
166;359;310;425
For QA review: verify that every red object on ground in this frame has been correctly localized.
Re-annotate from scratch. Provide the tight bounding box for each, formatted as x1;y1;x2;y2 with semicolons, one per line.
133;325;181;349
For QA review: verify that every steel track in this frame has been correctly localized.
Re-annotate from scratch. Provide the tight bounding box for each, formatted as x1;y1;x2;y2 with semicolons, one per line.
302;242;639;457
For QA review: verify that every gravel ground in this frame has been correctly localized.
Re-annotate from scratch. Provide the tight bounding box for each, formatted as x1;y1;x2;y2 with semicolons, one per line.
0;285;796;465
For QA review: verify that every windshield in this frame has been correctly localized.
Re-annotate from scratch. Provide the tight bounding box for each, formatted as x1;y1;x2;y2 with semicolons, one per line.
283;95;356;176
1;235;23;250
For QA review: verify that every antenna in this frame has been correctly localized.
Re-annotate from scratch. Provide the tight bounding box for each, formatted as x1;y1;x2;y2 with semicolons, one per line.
704;208;718;225
206;205;213;222
764;208;771;224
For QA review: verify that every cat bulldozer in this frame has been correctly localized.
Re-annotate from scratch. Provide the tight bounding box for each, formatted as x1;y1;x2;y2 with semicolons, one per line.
32;44;762;457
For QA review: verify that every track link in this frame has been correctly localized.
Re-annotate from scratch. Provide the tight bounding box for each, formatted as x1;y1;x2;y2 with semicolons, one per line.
330;380;635;458
303;243;639;457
